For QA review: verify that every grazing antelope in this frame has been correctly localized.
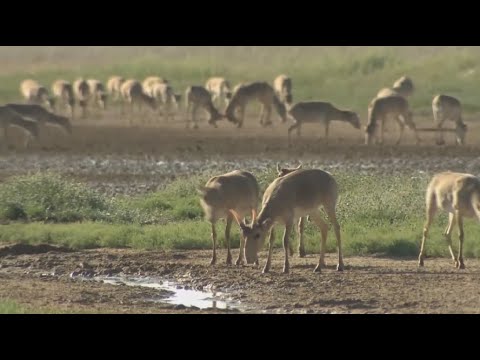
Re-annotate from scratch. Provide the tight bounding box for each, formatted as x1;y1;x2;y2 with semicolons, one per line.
73;78;91;118
273;74;293;105
20;79;55;111
52;80;75;119
432;95;467;146
120;80;157;123
392;75;414;97
205;77;232;109
5;104;72;135
107;76;125;101
87;79;108;110
150;82;181;121
142;76;168;95
276;163;307;257
287;101;361;145
237;169;343;274
185;86;223;129
0;106;39;149
365;95;419;145
198;170;259;266
419;172;480;270
225;82;287;128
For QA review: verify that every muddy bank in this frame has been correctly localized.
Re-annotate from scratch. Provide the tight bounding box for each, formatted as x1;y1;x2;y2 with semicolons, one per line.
1;245;479;313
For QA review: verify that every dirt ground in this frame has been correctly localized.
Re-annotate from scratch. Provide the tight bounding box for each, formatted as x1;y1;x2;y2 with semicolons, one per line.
1;244;480;314
2;109;480;313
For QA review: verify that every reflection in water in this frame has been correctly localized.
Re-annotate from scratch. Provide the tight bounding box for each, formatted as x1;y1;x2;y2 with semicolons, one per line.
97;276;239;310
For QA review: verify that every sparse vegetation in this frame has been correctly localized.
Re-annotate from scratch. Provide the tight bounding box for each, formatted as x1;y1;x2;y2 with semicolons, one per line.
2;171;480;258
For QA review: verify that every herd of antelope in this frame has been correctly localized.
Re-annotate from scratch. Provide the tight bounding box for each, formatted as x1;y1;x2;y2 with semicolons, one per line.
200;165;480;274
0;74;469;148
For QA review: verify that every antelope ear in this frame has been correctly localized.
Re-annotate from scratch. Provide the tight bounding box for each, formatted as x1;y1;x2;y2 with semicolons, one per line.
276;163;281;173
295;163;303;170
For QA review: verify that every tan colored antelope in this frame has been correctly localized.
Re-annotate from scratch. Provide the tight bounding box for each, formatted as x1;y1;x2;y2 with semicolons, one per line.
150;82;181;122
0;106;39;149
236;169;343;274
376;87;401;99
73;78;91;118
120;80;157;123
198;170;259;266
287;101;361;145
52;80;75;119
87;79;108;110
106;76;125;101
205;77;232;109
392;75;414;97
419;172;480;270
185;86;223;129
20;79;55;111
142;76;168;95
276;163;307;257
365;95;419;145
5;104;72;136
273;74;293;105
225;82;287;128
432;94;467;146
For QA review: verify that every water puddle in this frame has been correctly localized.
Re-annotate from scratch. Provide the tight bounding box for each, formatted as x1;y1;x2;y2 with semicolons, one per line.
75;275;243;311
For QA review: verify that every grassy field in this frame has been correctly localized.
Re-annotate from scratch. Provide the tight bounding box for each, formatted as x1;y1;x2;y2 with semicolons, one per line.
2;171;480;259
1;46;480;116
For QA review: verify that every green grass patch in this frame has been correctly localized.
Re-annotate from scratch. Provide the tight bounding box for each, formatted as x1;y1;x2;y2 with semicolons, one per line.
2;171;480;258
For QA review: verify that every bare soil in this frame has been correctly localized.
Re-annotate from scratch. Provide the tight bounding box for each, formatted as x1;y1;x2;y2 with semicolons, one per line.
2;110;480;313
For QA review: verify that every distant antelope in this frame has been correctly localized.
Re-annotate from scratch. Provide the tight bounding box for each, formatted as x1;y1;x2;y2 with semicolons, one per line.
120;80;157;123
276;163;307;257
225;82;287;128
365;95;419;145
0;106;39;149
374;77;415;100
106;76;125;101
198;170;259;266
205;77;232;109
52;80;75;119
150;82;181;121
432;95;467;146
87;79;108;110
73;78;91;118
419;172;480;270
185;86;223;129
376;87;401;99
142;76;168;95
392;75;414;97
238;169;343;274
287;101;361;145
273;74;293;105
20;79;55;112
5;104;72;136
